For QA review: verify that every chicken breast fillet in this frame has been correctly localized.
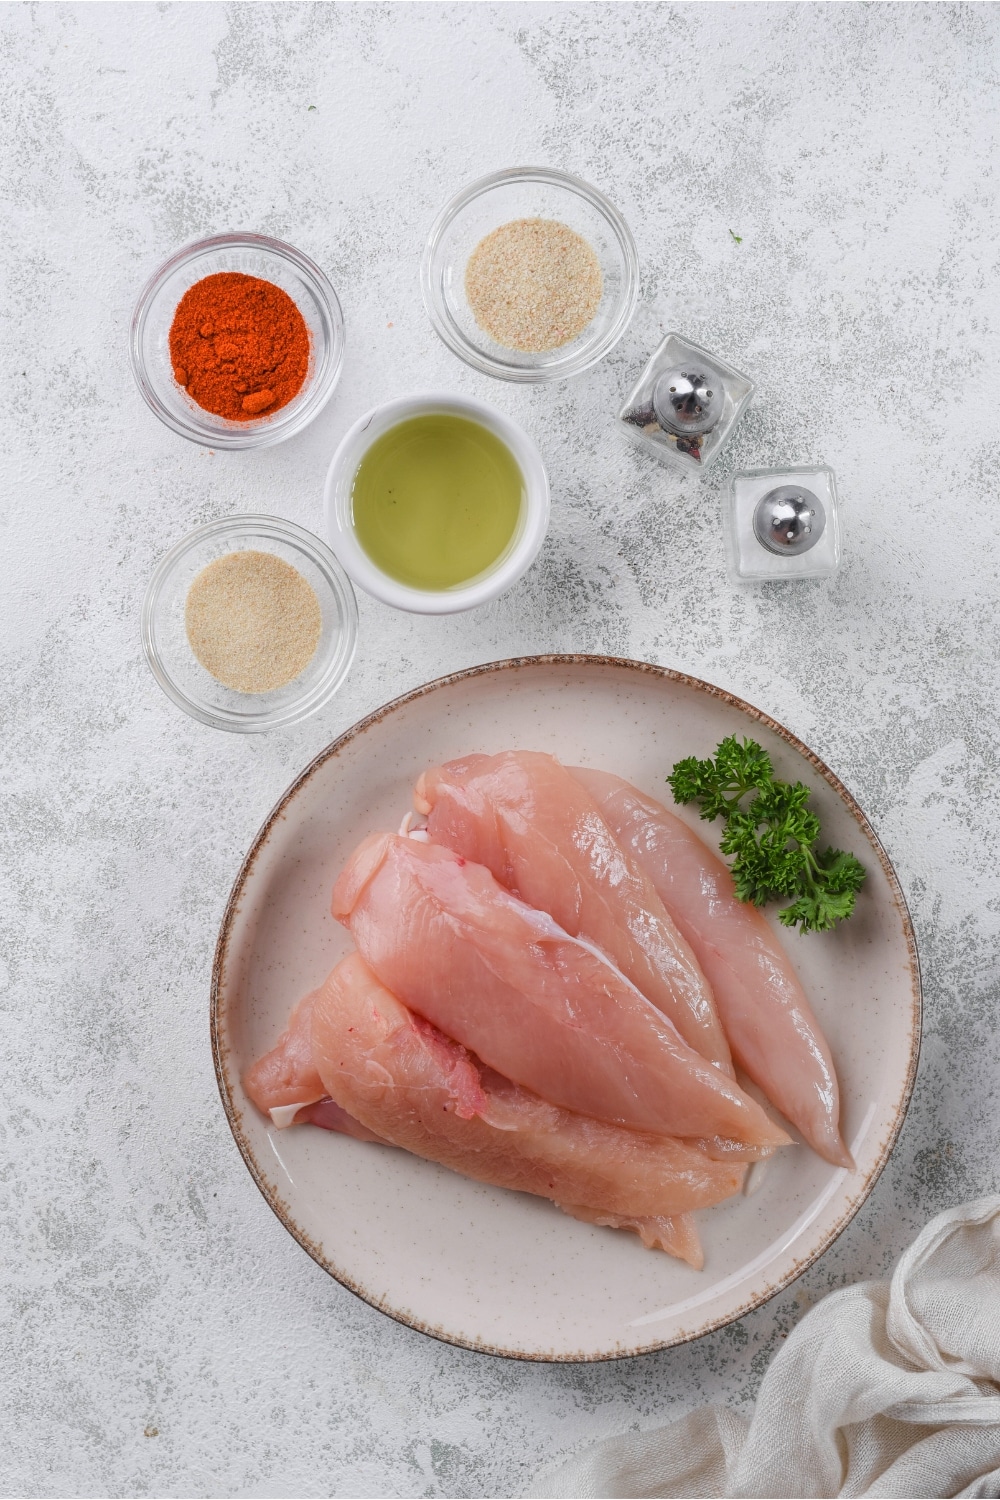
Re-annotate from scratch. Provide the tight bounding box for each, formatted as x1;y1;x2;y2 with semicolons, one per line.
414;751;731;1072
572;767;852;1169
309;953;746;1236
332;832;789;1149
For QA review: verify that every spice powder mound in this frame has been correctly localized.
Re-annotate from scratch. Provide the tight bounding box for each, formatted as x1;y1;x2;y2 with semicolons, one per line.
185;550;322;694
464;217;603;353
169;272;310;422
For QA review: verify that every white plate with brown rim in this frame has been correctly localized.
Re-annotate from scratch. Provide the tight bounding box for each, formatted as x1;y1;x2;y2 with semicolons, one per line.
212;656;920;1362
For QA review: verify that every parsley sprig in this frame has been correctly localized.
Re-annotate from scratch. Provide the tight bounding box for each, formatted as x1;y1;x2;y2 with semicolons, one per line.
667;736;866;934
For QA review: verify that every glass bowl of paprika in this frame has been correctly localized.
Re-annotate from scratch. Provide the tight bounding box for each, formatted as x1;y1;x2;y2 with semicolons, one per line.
130;232;345;450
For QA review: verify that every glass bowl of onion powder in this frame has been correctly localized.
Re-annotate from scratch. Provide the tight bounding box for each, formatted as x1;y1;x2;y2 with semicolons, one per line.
421;167;639;382
142;516;358;732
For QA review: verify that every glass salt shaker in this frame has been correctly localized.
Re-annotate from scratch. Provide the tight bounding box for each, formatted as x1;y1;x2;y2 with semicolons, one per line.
618;332;755;475
724;465;841;583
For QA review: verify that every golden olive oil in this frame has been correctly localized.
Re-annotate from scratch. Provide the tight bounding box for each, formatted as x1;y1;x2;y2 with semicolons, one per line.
351;414;525;590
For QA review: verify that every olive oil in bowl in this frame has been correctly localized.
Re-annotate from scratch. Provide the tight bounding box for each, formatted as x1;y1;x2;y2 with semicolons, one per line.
350;414;525;591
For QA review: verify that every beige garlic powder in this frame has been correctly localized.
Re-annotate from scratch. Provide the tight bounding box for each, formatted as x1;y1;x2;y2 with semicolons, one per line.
465;217;603;353
185;550;322;694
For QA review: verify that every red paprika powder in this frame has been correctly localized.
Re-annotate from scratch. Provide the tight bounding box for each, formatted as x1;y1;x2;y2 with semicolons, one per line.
169;272;310;421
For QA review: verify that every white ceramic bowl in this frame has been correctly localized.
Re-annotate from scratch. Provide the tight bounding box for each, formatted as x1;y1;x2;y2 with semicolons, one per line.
323;393;550;614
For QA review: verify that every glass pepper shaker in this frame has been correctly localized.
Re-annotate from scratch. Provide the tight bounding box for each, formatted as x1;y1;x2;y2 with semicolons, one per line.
618;332;755;475
724;466;841;582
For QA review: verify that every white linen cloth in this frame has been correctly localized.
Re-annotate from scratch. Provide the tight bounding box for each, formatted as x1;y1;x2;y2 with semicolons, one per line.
527;1198;1000;1499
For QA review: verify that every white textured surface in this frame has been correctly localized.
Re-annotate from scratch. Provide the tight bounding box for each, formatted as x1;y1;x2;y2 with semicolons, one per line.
3;4;1000;1496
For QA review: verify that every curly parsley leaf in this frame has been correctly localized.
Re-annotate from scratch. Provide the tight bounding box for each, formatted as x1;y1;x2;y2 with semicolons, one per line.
669;738;772;822
668;735;866;933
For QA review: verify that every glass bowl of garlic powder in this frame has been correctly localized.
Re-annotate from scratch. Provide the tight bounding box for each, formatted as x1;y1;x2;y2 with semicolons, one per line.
142;515;358;732
421;167;639;382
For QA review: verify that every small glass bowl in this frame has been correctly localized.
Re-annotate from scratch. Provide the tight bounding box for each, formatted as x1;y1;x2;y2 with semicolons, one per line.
421;167;639;383
130;232;345;449
142;515;358;732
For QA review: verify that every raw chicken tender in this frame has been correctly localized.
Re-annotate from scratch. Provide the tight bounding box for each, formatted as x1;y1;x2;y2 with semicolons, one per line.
573;767;852;1169
558;1205;704;1268
243;988;325;1116
309;954;746;1237
414;751;731;1071
332;832;789;1150
243;989;385;1141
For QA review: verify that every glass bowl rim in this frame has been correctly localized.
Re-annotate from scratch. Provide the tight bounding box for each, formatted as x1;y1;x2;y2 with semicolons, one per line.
129;230;345;450
141;513;359;733
420;165;640;384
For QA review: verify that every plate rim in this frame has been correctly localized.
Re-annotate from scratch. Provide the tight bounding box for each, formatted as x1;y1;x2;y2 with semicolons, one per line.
210;653;922;1362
